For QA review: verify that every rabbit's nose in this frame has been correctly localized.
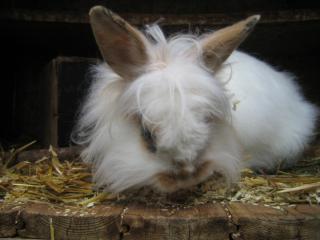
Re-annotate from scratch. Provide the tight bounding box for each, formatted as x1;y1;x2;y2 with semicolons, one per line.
181;164;195;174
174;161;195;176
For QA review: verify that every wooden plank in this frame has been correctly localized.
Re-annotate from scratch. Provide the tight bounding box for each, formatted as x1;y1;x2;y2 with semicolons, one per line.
1;202;320;239
120;203;233;239
227;202;320;240
41;56;97;147
0;203;233;240
0;238;41;240
16;146;82;162
2;146;81;167
18;203;122;239
0;204;23;238
42;56;58;147
285;205;320;240
1;9;320;26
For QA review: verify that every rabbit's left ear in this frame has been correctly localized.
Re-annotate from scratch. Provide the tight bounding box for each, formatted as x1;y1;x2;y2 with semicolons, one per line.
89;6;149;80
201;15;260;70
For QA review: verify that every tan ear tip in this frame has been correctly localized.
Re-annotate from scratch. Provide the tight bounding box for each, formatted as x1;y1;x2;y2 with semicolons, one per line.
89;6;104;16
89;5;112;18
245;15;261;30
251;14;261;23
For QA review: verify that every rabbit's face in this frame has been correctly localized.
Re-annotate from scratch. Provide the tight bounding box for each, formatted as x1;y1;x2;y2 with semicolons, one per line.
126;62;227;162
118;58;231;191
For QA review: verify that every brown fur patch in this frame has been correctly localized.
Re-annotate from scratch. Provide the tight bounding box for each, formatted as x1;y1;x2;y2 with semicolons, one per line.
193;161;212;180
129;114;158;153
173;161;193;180
155;160;213;191
155;172;179;192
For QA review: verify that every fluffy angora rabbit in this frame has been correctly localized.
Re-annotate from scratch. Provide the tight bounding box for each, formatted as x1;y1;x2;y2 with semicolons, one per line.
74;6;318;193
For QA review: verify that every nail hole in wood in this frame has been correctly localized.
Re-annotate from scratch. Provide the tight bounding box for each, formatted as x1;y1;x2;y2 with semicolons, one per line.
120;224;130;233
119;224;130;240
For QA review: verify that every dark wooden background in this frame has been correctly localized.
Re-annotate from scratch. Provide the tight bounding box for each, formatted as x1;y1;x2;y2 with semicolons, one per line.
1;0;320;148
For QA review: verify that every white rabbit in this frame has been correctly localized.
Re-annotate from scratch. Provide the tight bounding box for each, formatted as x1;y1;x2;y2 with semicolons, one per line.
73;6;318;193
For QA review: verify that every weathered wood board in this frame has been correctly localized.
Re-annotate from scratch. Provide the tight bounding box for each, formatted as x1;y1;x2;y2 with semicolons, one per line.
1;202;320;240
42;57;98;147
2;9;320;25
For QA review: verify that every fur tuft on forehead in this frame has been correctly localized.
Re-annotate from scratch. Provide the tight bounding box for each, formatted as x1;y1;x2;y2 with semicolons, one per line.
144;25;202;66
117;25;231;125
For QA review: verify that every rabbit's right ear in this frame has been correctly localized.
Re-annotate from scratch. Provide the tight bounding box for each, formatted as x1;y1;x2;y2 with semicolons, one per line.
201;15;260;71
89;6;149;80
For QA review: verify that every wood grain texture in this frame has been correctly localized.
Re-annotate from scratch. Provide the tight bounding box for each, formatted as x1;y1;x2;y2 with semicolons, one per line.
0;202;319;239
119;203;233;240
0;204;23;237
16;146;82;163
17;203;123;240
228;202;320;240
1;9;320;25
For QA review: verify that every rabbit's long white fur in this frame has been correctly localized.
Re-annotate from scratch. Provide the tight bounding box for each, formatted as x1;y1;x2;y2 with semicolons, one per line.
74;25;318;192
